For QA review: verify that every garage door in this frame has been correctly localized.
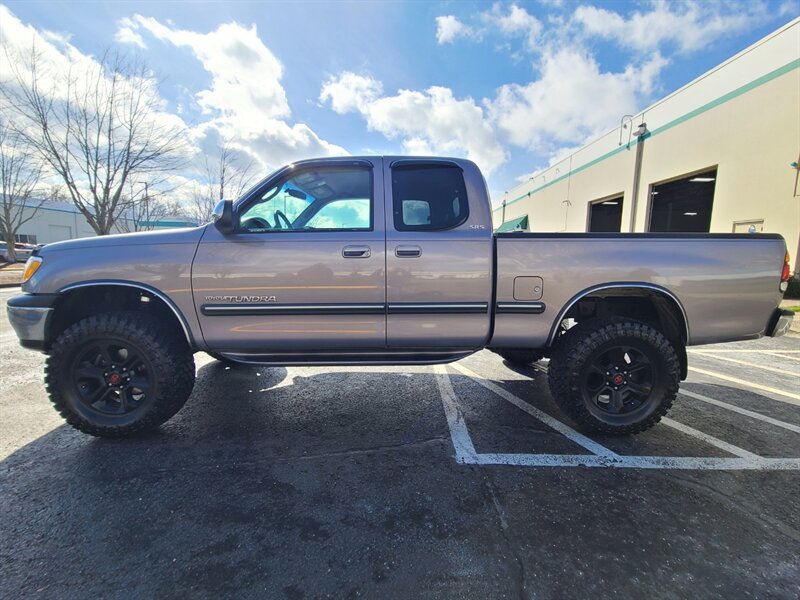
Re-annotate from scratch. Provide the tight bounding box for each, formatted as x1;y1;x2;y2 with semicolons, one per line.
48;225;72;242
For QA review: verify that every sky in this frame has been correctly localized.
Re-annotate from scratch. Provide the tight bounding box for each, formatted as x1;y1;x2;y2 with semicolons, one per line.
0;0;797;204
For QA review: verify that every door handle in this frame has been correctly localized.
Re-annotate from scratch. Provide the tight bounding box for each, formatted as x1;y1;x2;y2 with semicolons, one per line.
342;245;371;258
395;245;421;258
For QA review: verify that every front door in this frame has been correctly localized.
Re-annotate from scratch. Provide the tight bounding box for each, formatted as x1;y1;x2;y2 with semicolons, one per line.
192;158;386;352
384;159;493;348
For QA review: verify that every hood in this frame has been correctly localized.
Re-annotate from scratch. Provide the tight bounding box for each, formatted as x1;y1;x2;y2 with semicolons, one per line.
38;226;208;256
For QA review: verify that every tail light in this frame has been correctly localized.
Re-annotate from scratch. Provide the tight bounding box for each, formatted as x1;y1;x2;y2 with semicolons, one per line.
780;251;790;292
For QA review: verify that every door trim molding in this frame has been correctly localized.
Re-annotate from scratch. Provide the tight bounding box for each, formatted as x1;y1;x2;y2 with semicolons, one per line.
387;302;488;314
201;303;386;316
202;302;492;316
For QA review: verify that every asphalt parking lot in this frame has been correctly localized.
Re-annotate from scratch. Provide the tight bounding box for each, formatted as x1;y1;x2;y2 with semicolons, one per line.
1;286;798;599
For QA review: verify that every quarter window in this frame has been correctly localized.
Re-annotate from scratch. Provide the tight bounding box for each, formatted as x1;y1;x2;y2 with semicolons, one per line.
392;164;468;231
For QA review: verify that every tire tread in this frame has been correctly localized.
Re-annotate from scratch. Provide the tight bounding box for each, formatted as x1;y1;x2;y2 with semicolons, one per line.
45;311;195;438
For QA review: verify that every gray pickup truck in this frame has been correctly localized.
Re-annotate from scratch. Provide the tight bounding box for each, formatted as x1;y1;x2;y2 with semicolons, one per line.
7;157;794;438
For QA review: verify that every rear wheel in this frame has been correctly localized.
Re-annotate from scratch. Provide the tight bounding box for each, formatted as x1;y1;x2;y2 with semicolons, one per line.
548;318;679;435
45;312;195;438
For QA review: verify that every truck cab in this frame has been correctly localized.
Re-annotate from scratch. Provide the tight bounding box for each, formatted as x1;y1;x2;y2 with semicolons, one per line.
197;157;494;364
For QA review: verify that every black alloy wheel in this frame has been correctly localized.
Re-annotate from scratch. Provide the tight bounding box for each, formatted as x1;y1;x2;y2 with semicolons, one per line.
70;339;156;417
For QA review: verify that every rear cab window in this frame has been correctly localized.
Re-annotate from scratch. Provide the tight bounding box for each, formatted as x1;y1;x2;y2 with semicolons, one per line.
392;164;468;231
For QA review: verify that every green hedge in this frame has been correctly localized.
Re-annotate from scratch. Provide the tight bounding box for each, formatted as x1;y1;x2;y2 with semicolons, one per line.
786;276;800;299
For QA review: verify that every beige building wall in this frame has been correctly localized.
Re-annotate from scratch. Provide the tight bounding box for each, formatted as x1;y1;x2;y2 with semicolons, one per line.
496;19;800;271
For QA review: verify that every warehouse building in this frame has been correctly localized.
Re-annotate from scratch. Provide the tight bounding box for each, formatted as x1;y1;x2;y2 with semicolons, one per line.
11;200;198;245
494;18;800;272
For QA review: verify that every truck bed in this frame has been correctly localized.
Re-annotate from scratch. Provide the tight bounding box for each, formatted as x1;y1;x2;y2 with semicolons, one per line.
491;232;786;348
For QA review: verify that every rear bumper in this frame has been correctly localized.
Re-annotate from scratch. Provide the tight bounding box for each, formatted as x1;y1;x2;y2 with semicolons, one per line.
767;308;794;338
6;293;58;351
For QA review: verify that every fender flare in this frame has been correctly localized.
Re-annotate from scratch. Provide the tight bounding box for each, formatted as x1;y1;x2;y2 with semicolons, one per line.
546;282;690;346
56;279;195;347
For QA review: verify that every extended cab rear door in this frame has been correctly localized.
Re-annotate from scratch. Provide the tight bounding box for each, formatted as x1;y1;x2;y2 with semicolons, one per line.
384;159;494;348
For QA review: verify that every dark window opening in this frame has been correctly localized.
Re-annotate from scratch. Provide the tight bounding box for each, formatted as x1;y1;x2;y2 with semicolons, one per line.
648;168;716;232
392;164;468;231
588;196;623;232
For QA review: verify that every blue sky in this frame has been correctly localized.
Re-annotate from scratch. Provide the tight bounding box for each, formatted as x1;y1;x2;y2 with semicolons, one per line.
1;0;797;201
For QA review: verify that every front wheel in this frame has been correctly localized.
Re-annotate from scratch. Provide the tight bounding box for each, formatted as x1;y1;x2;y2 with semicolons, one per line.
548;318;680;435
45;312;195;438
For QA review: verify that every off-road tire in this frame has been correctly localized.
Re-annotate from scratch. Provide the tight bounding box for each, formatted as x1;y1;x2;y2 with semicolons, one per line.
45;312;195;438
495;349;544;365
548;318;680;435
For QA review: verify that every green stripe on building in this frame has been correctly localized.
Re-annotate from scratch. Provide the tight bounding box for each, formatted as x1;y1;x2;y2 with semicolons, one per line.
493;58;800;212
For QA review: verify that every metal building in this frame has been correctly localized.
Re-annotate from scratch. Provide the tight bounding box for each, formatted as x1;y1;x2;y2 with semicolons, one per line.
11;200;198;245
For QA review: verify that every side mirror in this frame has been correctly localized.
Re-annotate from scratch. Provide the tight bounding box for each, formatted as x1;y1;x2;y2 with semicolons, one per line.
212;199;234;234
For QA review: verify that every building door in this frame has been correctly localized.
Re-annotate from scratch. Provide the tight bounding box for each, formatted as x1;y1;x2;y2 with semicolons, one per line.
384;160;493;348
588;196;623;232
648;168;717;232
48;224;72;242
192;159;387;352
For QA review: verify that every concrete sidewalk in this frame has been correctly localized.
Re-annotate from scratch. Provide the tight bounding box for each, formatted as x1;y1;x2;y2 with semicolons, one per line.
0;263;23;287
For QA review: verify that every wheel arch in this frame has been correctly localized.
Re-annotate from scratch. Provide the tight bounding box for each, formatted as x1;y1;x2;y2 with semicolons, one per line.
50;280;194;348
548;283;689;379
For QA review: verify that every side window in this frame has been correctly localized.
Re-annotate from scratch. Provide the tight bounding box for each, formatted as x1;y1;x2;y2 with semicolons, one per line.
392;164;468;231
239;166;373;232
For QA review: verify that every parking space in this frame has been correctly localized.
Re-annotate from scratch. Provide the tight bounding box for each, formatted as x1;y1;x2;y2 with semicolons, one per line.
1;287;799;598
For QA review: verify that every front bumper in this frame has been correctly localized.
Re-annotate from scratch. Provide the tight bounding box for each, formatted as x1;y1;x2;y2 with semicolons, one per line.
6;293;58;351
768;308;794;338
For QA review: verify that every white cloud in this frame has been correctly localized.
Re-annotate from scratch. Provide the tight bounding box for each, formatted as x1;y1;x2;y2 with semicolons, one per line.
483;3;542;51
320;73;507;174
778;1;798;16
114;25;146;49
318;71;383;113
435;15;478;44
486;47;668;151
117;15;345;169
573;1;773;54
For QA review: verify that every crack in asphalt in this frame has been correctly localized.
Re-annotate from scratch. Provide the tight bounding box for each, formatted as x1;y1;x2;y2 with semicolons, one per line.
0;436;454;480
485;476;528;600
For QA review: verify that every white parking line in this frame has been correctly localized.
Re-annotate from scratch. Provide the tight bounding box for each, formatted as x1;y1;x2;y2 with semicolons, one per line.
660;417;761;458
688;349;800;353
688;350;800;377
687;367;800;405
438;362;800;470
762;351;800;363
449;363;618;458
679;389;800;434
434;365;478;463
471;454;800;470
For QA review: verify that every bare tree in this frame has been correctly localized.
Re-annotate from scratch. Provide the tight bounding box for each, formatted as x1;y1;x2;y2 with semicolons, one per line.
116;180;184;233
47;183;70;202
0;123;45;262
0;44;187;235
188;141;258;224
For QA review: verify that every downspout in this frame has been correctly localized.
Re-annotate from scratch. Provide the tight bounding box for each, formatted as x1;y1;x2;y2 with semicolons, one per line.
628;123;649;232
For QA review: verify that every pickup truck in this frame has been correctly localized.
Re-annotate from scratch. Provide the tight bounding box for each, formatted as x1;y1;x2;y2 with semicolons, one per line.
7;157;794;438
